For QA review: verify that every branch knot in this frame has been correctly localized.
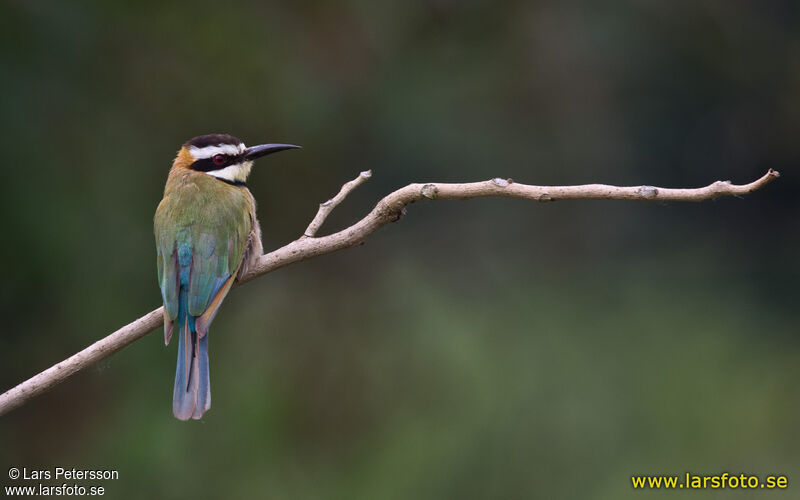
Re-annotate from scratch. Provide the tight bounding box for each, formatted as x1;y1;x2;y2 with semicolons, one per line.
637;186;659;199
421;184;439;199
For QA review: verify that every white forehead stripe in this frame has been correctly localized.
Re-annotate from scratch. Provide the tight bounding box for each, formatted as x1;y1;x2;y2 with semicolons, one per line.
188;143;246;159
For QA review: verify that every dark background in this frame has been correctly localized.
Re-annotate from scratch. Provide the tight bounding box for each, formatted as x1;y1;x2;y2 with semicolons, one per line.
1;1;798;498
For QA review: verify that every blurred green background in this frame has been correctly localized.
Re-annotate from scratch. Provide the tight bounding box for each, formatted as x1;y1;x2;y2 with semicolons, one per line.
1;1;798;498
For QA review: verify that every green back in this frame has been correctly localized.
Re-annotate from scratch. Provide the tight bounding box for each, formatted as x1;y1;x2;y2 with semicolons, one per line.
154;171;253;319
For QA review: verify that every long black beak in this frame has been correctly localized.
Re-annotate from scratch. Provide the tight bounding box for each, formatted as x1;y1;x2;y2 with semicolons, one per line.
244;143;301;161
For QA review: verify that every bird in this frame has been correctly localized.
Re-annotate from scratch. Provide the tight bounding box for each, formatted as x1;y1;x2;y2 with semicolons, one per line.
154;134;300;420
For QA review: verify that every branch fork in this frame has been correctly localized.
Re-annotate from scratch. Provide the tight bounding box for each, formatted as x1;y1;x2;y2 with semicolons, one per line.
303;170;372;238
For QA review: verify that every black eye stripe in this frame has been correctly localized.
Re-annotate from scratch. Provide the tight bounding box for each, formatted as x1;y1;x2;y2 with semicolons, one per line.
190;153;245;172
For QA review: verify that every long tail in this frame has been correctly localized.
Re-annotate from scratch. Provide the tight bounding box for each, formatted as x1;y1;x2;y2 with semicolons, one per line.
173;289;211;420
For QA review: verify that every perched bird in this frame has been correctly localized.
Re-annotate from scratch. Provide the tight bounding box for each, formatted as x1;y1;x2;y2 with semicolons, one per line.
154;134;300;420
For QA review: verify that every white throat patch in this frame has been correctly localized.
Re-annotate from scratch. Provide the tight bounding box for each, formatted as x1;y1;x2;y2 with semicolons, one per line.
206;161;253;183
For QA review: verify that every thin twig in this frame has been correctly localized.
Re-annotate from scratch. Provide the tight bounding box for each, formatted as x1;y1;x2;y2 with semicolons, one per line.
0;169;780;416
303;170;372;237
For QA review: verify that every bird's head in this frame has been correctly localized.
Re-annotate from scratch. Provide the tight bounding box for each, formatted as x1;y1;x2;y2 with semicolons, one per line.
173;133;300;184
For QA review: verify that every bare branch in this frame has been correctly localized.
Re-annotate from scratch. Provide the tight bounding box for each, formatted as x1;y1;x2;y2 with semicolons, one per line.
0;169;780;416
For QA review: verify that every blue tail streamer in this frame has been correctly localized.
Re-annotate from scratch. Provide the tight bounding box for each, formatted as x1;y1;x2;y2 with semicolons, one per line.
172;289;211;420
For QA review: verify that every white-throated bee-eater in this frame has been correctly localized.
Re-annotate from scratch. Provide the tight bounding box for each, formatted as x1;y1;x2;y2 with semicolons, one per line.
154;134;300;420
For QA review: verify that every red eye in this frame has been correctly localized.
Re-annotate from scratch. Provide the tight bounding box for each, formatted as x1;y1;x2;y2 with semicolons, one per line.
212;154;226;165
